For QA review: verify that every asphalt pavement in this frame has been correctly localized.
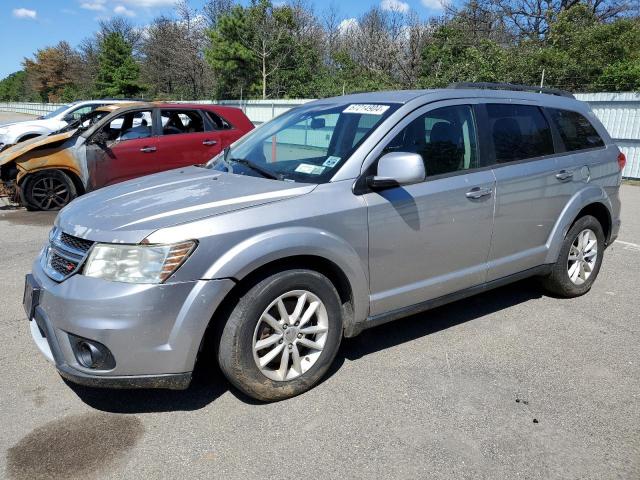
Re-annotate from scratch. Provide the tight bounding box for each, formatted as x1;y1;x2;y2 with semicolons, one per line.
0;144;638;478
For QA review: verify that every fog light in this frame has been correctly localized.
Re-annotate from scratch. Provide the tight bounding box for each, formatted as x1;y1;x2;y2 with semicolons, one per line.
77;341;101;368
69;334;116;370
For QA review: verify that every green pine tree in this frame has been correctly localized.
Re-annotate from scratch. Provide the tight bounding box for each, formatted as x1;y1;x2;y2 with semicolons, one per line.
94;32;143;97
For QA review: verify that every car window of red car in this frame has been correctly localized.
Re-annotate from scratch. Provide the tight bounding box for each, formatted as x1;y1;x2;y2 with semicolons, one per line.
160;110;205;135
101;110;154;143
203;110;233;130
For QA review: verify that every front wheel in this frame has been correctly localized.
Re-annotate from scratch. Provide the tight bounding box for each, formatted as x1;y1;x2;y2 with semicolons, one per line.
542;215;605;297
217;269;343;401
20;170;77;211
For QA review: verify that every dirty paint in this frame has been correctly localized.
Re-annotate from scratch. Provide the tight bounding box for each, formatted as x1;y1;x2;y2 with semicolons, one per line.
6;412;144;480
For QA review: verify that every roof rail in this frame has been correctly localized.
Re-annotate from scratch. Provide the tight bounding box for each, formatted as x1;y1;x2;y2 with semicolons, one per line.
448;82;575;99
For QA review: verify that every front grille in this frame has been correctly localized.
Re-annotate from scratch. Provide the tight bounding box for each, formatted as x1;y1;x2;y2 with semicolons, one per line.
59;232;93;253
42;228;95;282
50;252;78;277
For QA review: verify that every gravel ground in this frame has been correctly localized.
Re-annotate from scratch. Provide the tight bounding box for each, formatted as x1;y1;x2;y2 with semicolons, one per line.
0;133;638;478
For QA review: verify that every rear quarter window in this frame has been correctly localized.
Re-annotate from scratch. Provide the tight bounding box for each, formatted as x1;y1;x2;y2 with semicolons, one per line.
547;108;605;151
204;111;232;130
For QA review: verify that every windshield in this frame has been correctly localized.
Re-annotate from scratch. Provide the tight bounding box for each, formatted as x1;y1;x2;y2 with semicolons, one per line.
207;102;399;183
41;105;70;119
51;109;111;135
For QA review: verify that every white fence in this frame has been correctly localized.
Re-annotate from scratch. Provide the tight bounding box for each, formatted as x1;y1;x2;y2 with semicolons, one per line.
575;93;640;179
1;94;639;178
0;99;312;124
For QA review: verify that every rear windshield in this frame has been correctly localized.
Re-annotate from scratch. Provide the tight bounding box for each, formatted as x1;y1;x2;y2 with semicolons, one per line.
546;108;605;151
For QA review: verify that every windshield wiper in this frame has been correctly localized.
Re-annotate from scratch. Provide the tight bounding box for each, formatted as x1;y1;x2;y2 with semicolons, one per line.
229;158;281;180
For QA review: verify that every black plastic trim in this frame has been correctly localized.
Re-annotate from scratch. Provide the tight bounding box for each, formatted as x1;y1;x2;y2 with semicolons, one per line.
57;366;191;390
360;265;552;332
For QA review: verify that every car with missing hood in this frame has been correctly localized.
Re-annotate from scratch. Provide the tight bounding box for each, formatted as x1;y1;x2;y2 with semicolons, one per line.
0;99;134;151
0;102;254;210
23;84;623;401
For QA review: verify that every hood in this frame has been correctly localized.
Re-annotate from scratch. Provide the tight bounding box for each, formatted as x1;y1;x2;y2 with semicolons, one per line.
56;166;316;244
0;118;55;133
0;130;75;166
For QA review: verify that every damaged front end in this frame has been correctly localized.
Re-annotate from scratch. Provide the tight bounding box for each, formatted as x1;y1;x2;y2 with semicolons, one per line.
0;132;83;200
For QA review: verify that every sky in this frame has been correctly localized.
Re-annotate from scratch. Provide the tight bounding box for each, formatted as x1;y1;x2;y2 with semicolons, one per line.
0;0;444;80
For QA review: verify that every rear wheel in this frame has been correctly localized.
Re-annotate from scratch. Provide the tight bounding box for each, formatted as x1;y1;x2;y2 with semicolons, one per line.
542;215;605;297
21;170;77;211
217;269;343;401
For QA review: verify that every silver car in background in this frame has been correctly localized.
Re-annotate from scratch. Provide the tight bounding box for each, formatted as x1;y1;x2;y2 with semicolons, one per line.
24;84;623;401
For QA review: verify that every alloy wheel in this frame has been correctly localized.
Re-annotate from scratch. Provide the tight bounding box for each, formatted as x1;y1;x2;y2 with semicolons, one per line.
567;228;598;285
252;290;329;382
29;175;70;210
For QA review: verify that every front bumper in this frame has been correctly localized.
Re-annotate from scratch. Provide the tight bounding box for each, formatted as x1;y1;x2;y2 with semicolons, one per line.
28;257;235;389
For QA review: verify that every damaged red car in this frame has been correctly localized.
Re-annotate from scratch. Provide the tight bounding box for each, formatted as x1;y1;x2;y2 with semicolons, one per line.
0;103;254;210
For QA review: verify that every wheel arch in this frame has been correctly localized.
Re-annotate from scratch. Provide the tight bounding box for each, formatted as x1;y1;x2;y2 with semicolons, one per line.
188;227;371;338
17;133;42;143
545;186;614;264
17;166;85;194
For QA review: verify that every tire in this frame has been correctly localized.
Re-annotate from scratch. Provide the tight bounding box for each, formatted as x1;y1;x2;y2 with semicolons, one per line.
218;269;343;402
21;170;77;211
542;215;605;297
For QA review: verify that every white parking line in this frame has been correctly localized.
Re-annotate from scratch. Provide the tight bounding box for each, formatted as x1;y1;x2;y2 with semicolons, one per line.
615;240;640;252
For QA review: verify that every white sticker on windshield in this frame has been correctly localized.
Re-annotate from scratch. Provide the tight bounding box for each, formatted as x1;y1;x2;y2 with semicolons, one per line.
322;156;341;168
343;104;390;115
295;163;325;175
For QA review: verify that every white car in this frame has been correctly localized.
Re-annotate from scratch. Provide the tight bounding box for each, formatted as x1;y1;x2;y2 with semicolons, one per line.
0;99;134;150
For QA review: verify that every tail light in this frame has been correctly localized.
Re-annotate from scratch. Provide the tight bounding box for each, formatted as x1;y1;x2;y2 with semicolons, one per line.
617;151;626;171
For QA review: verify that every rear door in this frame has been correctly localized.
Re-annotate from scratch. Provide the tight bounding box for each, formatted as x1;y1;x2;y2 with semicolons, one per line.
154;108;223;167
85;109;158;188
483;102;578;281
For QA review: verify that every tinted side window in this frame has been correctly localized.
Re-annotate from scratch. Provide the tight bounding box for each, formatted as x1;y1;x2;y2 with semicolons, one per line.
487;104;554;163
547;108;604;151
386;105;479;177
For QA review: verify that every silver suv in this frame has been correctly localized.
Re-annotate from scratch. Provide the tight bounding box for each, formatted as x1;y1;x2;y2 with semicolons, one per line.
24;85;623;401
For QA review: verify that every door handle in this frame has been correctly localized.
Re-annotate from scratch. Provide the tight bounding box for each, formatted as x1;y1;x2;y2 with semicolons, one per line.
465;187;492;199
202;139;218;146
555;170;574;181
140;146;156;153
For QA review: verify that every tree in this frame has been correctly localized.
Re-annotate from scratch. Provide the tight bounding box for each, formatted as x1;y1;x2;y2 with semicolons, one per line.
23;41;82;102
142;2;212;99
94;32;143;97
452;0;637;38
0;71;36;101
206;0;300;99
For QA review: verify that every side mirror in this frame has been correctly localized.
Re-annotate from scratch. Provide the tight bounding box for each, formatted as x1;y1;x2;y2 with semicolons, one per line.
310;118;326;129
367;152;426;190
63;114;75;123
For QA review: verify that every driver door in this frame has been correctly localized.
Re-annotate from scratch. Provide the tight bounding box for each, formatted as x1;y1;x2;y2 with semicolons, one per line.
85;109;158;189
364;101;496;316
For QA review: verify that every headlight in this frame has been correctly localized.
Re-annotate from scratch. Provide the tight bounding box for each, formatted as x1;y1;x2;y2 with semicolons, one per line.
83;241;196;283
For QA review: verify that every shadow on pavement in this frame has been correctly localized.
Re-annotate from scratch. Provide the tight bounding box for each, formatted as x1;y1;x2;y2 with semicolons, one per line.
70;278;545;412
67;363;230;414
